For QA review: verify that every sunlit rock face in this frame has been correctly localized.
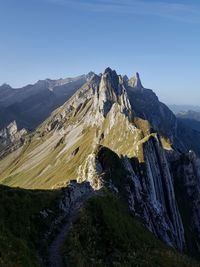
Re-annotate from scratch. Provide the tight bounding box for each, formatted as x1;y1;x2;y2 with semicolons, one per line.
0;121;18;144
0;121;27;158
93;68;132;118
0;121;26;144
128;72;144;91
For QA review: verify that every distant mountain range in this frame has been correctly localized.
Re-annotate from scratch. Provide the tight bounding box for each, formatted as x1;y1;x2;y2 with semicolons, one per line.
177;110;200;121
168;104;200;114
168;105;200;132
175;110;200;132
0;72;94;131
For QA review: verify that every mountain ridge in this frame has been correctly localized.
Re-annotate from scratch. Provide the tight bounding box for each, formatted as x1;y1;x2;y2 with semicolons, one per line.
0;67;197;186
1;67;200;260
0;72;94;131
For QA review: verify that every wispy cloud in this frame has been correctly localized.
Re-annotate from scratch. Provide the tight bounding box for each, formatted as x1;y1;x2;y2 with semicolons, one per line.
46;0;200;23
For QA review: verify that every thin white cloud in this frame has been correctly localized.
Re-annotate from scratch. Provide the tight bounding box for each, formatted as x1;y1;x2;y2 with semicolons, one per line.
45;0;200;23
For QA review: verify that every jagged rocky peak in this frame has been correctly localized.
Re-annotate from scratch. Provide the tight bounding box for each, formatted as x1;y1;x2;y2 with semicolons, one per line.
103;67;118;76
100;67;121;96
94;67;132;117
86;71;96;81
123;75;129;84
136;72;143;88
45;68;134;132
0;121;18;139
129;72;144;91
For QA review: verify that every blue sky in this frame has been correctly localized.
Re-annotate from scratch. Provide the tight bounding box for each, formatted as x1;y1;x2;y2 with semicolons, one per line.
0;0;200;105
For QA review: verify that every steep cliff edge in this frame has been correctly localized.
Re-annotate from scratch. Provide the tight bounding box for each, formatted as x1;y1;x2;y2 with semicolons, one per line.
90;142;200;255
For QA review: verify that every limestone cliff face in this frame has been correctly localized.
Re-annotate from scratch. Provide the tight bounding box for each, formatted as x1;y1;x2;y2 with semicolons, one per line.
93;141;185;251
92;138;200;254
93;68;132;118
46;68;132;130
170;151;200;255
125;136;185;251
0;121;27;158
128;72;144;91
0;121;26;143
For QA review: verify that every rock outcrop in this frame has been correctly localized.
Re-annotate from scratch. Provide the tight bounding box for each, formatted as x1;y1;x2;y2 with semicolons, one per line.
0;121;27;145
0;121;27;158
129;72;144;91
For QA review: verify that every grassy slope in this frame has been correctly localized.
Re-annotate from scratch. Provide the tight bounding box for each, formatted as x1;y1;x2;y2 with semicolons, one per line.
0;87;172;190
0;125;97;189
63;194;200;267
0;185;61;267
0;97;98;189
1;185;199;267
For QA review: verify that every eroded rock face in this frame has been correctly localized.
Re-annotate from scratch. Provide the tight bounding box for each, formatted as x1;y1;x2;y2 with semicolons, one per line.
129;72;144;91
125;137;185;251
46;68;133;131
94;143;185;251
94;68;132;118
59;180;94;213
93;140;200;254
0;121;27;148
0;121;26;144
170;151;200;255
78;152;104;190
0;121;27;158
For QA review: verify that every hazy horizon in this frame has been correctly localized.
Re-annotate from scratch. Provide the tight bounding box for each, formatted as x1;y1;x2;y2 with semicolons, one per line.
1;0;200;105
